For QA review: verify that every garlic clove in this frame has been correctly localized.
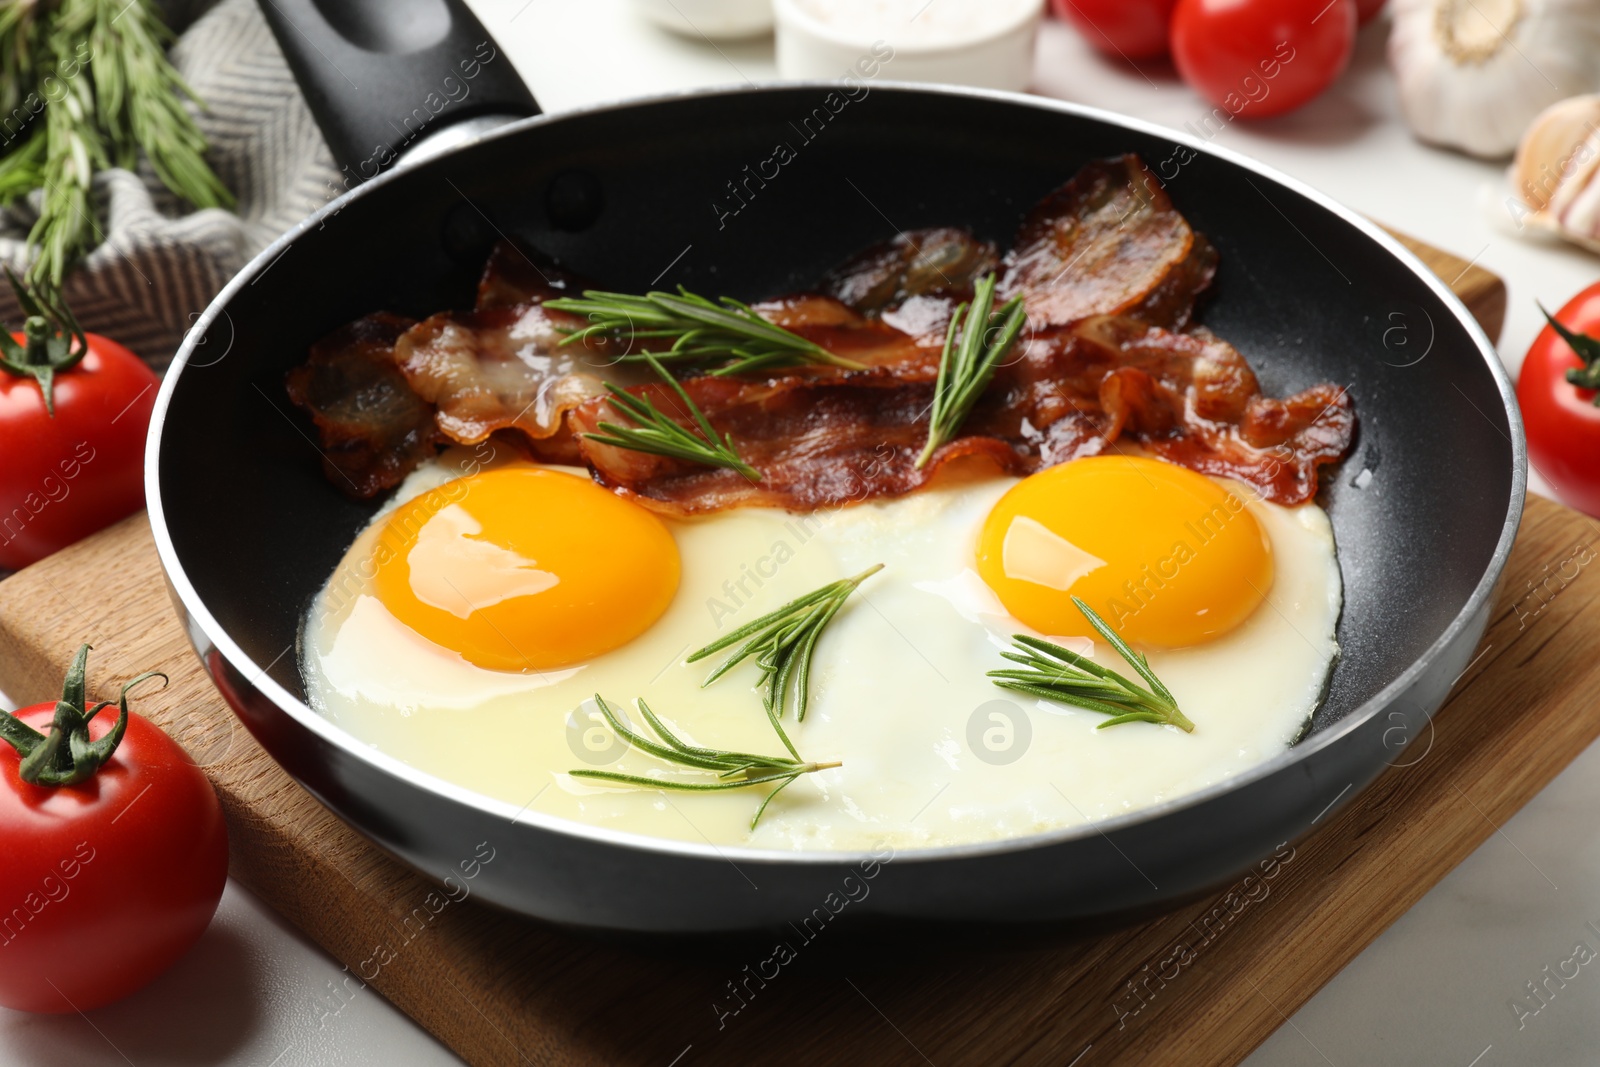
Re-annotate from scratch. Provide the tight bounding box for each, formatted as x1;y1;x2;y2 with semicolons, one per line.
1513;94;1600;210
1559;167;1600;244
1509;93;1600;252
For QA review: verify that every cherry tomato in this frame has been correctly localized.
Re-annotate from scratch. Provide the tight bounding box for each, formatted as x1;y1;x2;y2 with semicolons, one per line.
1354;0;1386;24
1051;0;1178;60
1171;0;1357;119
0;648;227;1013
1518;284;1600;518
0;297;158;571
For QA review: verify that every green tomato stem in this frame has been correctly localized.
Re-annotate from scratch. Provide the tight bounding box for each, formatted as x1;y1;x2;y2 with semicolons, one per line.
0;268;90;416
21;316;52;366
0;644;168;787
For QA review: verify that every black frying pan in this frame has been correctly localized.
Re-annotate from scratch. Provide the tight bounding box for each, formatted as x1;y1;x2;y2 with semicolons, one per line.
145;0;1525;936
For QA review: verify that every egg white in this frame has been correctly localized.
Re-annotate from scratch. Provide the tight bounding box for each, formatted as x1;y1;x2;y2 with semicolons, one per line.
300;448;1341;852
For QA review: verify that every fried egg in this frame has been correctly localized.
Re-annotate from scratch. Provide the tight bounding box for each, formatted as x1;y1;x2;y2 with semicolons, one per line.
300;447;1340;852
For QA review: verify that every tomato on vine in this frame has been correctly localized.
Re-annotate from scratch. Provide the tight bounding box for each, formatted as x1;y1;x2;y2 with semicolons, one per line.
1520;286;1600;518
1170;0;1357;119
0;645;227;1013
1051;0;1178;60
0;273;158;571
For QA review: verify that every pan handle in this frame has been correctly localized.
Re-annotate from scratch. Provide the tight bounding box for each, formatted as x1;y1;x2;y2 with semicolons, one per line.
256;0;539;183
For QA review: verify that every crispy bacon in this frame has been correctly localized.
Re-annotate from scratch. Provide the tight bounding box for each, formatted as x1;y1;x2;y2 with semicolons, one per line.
572;317;1352;512
389;291;930;452
1033;319;1354;504
570;371;983;511
284;313;437;498
823;227;999;314
290;155;1353;508
371;241;642;450
751;294;935;371
389;302;633;445
1001;155;1216;331
474;240;589;309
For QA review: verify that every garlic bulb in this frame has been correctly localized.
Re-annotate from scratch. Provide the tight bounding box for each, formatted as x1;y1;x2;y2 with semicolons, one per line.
1509;94;1600;251
1388;0;1600;159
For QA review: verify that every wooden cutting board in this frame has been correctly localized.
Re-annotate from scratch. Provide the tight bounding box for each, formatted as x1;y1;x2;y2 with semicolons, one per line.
0;236;1560;1067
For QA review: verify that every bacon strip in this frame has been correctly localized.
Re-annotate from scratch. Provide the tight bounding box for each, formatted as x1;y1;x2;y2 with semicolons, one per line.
474;239;589;309
568;155;1341;512
1001;155;1216;331
390;303;630;445
823;227;999;314
749;294;935;371
380;239;646;448
1052;319;1353;504
571;317;1352;512
284;313;437;498
290;155;1352;508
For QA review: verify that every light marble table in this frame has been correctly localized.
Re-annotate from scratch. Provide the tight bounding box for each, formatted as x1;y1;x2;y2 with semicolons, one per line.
4;3;1598;1065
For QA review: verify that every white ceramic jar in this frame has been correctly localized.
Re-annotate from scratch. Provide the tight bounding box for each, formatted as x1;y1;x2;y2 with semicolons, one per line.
773;0;1043;91
630;0;775;40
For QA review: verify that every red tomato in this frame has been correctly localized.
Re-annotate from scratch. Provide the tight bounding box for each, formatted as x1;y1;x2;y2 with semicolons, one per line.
1518;285;1600;518
0;650;227;1013
1170;0;1357;119
0;327;158;571
1355;0;1385;24
1051;0;1178;60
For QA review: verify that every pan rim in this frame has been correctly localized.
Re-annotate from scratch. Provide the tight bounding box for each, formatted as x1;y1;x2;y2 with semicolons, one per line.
145;80;1527;868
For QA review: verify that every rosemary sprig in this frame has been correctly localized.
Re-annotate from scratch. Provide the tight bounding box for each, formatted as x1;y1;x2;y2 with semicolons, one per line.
0;2;40;126
688;565;882;744
0;0;234;292
546;287;866;375
87;0;232;210
917;273;1026;469
567;694;840;829
0;132;46;206
584;350;761;481
988;596;1195;732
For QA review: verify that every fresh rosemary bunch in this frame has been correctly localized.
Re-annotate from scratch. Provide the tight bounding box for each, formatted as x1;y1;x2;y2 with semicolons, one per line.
584;351;761;480
688;565;882;744
547;287;866;375
988;597;1195;732
0;0;234;291
567;694;840;830
917;273;1026;469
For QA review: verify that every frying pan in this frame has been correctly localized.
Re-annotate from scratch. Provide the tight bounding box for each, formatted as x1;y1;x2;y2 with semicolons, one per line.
146;0;1526;936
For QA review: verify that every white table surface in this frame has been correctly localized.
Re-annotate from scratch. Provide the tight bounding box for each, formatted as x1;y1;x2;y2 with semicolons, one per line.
6;4;1600;1064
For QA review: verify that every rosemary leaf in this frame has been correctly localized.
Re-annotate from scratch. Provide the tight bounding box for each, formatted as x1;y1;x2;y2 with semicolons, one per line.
688;565;882;740
566;695;840;830
0;2;39;123
916;273;1026;469
584;350;762;481
27;26;108;294
0;131;47;205
547;287;866;375
988;596;1194;732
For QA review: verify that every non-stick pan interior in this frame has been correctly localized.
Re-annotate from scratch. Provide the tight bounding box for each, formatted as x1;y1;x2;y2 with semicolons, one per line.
156;86;1514;744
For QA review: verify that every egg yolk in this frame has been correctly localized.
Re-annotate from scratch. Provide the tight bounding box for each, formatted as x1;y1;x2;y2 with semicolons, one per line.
976;456;1273;647
372;467;680;670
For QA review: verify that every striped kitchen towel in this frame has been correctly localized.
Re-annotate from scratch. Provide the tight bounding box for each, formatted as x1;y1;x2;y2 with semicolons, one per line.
0;0;337;372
